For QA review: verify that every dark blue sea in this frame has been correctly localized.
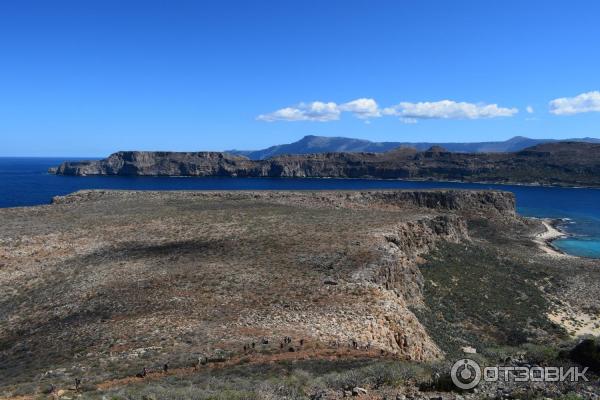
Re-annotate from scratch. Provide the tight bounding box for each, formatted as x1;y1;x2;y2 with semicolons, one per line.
2;157;600;258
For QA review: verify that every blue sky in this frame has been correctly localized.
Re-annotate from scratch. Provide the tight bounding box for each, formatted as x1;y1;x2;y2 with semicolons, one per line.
1;0;600;156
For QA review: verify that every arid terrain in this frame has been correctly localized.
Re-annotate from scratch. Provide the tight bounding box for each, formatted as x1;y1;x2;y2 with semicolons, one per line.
0;190;599;399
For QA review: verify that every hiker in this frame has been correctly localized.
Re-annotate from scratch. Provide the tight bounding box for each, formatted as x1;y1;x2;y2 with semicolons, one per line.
136;367;147;378
74;378;81;391
163;363;169;373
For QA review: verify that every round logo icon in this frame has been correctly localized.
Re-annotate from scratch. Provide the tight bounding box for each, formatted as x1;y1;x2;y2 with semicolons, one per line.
451;358;482;390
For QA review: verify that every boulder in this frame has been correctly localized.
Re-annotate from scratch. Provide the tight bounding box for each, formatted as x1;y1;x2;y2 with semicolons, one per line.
352;387;368;396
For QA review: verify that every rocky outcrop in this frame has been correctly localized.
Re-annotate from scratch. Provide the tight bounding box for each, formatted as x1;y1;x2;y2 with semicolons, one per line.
343;213;470;359
54;151;256;176
52;142;600;187
329;190;516;218
368;215;468;301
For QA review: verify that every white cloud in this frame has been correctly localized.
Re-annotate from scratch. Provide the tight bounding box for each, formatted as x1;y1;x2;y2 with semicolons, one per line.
257;101;340;122
339;98;381;119
549;91;600;115
258;98;519;122
383;100;518;120
257;98;381;122
526;106;534;114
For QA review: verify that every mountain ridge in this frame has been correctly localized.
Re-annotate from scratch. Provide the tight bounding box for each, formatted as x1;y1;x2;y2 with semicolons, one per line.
228;135;600;159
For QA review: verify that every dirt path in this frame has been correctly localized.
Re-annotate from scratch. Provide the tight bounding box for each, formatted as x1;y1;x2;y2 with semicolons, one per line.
1;348;390;400
97;348;385;390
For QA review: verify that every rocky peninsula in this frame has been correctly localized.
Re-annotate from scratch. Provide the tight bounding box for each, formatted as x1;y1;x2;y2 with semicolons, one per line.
52;142;600;187
1;189;599;399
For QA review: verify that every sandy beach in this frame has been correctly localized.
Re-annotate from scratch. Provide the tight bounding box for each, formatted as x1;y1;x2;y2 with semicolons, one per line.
533;218;570;257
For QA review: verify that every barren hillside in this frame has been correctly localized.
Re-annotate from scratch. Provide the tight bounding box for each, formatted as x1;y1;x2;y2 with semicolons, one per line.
0;190;598;399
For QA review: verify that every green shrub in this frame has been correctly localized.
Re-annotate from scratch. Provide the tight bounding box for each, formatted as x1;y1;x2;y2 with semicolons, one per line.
521;343;560;365
318;361;426;390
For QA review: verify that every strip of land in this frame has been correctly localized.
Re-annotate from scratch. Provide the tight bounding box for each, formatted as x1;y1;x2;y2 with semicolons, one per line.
51;141;600;188
533;219;569;257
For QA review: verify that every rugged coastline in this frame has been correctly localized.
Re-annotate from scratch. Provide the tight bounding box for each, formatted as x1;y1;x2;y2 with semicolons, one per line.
51;141;600;188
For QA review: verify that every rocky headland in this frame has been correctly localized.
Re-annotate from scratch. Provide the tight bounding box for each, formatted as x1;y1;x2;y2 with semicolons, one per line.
52;142;600;188
1;189;599;399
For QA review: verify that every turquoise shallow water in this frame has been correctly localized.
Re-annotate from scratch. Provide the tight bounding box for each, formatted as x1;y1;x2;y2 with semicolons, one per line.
553;238;600;258
1;157;600;258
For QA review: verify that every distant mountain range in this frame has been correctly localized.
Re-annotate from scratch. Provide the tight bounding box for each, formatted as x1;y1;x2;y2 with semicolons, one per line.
228;135;600;159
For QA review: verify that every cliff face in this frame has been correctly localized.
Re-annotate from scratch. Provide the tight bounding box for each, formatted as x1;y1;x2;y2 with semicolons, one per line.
53;142;600;186
55;151;255;176
355;214;469;305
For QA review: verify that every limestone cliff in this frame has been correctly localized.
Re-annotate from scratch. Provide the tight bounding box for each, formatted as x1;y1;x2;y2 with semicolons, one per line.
52;142;600;187
54;151;255;176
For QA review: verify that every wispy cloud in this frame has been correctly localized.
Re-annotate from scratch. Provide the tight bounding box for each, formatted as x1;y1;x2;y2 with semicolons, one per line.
549;91;600;115
383;100;518;120
526;106;534;114
258;98;519;122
